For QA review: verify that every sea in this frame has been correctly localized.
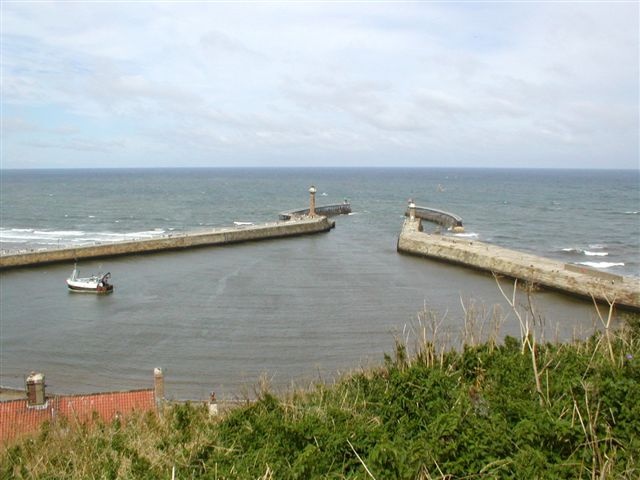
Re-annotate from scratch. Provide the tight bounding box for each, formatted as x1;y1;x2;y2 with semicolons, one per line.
1;168;638;400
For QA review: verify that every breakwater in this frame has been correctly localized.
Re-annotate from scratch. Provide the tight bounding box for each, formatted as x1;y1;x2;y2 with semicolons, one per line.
0;216;335;270
405;204;463;230
279;202;352;221
398;216;640;311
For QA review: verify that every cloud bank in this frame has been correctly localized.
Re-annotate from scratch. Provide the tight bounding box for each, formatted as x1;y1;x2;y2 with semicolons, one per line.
1;2;638;168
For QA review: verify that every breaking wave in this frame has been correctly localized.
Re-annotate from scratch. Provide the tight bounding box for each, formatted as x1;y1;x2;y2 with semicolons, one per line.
453;232;479;238
577;261;625;269
560;246;609;257
1;227;167;247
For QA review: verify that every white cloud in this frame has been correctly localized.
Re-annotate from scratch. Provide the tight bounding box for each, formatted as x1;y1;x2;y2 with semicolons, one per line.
1;1;637;168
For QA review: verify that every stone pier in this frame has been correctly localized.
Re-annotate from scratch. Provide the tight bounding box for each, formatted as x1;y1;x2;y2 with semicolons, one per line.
406;203;464;231
279;202;352;220
0;216;335;270
397;216;640;311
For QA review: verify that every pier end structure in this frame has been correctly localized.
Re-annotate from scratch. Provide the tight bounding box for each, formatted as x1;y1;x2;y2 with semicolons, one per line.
279;201;352;220
405;203;464;232
0;216;335;270
398;215;640;312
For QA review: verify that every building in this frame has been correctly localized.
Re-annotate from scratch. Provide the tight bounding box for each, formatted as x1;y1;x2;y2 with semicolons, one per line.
0;370;163;445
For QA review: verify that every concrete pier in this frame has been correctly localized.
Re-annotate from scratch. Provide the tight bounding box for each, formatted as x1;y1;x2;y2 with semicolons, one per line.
0;216;335;270
405;204;464;230
398;217;640;311
279;202;352;221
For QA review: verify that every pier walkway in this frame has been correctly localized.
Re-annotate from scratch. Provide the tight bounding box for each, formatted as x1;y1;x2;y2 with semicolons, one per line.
0;216;334;270
279;202;351;221
397;215;640;311
405;204;464;230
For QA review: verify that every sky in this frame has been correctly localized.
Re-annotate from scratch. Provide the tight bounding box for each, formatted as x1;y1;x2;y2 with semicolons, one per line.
1;1;638;169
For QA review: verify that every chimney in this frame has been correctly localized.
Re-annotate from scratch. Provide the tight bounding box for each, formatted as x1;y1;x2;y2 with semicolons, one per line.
308;185;317;217
154;367;165;402
26;372;46;406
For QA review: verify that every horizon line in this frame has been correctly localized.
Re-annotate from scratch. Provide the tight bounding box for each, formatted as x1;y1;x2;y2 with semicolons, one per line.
2;165;638;172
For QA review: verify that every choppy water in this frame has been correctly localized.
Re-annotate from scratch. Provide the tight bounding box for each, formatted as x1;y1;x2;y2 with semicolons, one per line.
1;168;638;399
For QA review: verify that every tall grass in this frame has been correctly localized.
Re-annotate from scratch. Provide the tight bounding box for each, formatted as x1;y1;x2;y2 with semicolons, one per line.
3;297;639;479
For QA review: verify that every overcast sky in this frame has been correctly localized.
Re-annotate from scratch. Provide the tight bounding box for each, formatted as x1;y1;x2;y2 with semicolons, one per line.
1;1;638;169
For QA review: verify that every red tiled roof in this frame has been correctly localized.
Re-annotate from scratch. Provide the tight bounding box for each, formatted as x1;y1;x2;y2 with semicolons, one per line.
0;399;54;446
57;389;156;424
0;389;156;445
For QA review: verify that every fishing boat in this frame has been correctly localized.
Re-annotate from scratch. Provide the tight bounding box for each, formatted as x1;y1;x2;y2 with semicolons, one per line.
66;265;113;294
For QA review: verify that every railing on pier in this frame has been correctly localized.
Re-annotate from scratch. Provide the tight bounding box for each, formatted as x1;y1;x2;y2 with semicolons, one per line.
405;205;463;229
279;202;352;221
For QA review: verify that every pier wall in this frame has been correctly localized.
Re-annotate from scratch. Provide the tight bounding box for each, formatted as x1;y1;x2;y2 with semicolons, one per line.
397;218;640;311
406;205;463;229
0;217;335;270
279;203;352;221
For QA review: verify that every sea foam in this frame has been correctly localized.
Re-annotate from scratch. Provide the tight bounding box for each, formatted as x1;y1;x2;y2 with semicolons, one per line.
0;228;167;247
561;247;609;257
577;261;624;269
453;232;479;238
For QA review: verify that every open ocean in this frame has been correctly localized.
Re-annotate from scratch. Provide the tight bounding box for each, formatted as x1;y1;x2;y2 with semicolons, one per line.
1;168;639;399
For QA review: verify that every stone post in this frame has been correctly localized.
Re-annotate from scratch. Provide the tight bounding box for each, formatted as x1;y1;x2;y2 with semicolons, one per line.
154;367;165;402
208;391;219;417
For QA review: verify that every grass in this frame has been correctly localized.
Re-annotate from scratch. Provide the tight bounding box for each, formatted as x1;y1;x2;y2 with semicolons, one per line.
3;291;640;479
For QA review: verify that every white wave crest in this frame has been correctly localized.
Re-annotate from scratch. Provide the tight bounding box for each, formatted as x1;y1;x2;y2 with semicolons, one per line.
33;230;85;237
1;228;168;246
454;232;479;238
561;246;608;257
1;229;85;241
120;230;166;239
577;261;624;269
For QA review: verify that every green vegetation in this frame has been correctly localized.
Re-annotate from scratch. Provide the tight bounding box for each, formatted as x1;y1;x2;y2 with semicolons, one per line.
3;302;640;479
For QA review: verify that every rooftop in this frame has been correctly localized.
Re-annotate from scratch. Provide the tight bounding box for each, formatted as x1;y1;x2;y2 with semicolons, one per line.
1;389;156;445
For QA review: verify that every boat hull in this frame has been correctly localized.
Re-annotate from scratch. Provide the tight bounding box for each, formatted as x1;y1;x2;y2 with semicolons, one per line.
66;281;113;294
66;267;113;294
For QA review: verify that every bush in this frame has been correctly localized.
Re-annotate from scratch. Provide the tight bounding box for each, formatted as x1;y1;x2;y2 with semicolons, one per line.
3;315;639;479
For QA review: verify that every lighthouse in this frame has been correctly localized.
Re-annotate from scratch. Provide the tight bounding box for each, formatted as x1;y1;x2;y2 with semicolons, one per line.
309;185;317;217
